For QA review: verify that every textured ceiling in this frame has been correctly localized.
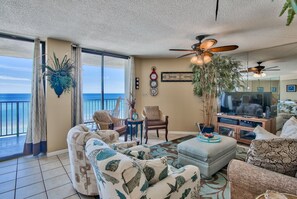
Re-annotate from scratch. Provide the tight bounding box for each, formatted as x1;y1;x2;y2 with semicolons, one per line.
0;0;297;78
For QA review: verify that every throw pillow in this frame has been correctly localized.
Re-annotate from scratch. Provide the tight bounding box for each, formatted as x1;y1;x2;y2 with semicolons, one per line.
254;125;278;140
280;124;297;139
246;138;297;177
144;106;160;120
280;116;297;138
134;157;168;186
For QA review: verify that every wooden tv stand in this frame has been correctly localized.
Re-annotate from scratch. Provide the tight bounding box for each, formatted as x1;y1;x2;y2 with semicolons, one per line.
216;114;276;144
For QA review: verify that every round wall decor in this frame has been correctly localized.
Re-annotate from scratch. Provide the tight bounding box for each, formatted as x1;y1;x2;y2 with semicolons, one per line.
149;66;158;96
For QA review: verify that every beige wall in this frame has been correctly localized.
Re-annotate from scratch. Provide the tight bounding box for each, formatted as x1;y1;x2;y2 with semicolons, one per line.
135;58;203;131
46;38;72;152
280;79;297;101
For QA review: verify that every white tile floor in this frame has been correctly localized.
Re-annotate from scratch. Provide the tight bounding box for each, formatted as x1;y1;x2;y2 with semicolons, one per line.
0;131;191;199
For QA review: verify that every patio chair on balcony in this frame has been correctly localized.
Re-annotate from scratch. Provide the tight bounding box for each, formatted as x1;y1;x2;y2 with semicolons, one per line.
93;110;126;136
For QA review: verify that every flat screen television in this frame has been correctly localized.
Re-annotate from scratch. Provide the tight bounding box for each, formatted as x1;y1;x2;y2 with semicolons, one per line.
219;92;273;117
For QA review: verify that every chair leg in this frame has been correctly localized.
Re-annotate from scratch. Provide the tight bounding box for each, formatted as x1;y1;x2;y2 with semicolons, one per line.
165;127;168;142
156;129;159;138
145;128;148;144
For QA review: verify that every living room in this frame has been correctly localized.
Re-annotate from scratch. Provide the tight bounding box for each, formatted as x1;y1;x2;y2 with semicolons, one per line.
0;1;297;199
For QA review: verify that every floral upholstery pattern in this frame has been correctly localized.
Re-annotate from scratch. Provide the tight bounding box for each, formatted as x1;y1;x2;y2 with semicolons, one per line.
246;138;297;177
67;124;142;195
86;137;201;199
134;157;168;186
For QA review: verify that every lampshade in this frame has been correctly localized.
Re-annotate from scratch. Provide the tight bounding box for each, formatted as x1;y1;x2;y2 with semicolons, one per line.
253;72;266;78
191;54;212;65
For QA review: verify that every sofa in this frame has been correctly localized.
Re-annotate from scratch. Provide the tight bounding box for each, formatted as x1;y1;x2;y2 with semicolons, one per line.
228;137;297;199
86;137;201;199
67;124;149;196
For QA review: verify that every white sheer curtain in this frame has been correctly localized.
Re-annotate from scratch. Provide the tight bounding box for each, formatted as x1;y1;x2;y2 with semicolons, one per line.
23;39;47;155
124;56;135;117
71;46;84;126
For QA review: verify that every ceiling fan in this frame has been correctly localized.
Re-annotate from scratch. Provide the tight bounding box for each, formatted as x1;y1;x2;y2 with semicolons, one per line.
240;61;280;77
169;34;238;65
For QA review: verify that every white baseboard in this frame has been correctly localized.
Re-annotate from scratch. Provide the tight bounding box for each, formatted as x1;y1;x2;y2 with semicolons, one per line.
47;148;68;157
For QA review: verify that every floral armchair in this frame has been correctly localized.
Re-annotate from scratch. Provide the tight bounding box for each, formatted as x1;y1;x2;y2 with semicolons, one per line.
86;137;200;199
67;124;149;196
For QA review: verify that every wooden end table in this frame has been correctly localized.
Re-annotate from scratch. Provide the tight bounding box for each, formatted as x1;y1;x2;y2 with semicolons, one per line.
125;119;144;144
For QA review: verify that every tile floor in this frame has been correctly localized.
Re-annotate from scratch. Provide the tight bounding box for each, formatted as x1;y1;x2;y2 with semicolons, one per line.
0;131;191;199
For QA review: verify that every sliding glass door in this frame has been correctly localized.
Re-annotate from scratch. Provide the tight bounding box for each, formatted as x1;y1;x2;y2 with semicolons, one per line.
82;51;128;122
82;53;102;122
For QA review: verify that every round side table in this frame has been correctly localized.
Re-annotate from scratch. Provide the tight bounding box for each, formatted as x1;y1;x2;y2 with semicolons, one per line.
125;119;144;144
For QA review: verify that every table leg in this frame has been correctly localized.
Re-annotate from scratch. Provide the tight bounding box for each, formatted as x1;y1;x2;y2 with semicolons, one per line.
130;125;133;141
125;125;128;142
140;123;143;145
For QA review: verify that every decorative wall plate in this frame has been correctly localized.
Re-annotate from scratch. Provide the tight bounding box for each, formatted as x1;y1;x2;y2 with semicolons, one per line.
150;80;158;88
150;88;158;96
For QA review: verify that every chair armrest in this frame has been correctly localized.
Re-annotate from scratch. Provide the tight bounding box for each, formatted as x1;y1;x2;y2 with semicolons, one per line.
160;110;168;123
145;165;200;198
111;141;137;148
228;159;297;198
110;116;126;126
95;121;113;130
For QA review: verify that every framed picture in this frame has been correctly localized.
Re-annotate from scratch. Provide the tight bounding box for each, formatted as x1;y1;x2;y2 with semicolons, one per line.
161;72;193;82
257;87;264;92
286;84;296;92
271;87;277;92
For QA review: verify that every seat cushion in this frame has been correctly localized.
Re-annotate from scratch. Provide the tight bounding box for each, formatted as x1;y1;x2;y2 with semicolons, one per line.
147;120;166;126
177;136;237;163
144;106;160;120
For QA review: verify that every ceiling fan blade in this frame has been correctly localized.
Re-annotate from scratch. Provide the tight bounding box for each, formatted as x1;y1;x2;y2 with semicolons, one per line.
209;45;239;52
263;69;280;71
264;66;279;70
200;39;217;50
239;70;248;73
177;53;196;58
169;49;194;52
203;51;214;57
248;67;259;72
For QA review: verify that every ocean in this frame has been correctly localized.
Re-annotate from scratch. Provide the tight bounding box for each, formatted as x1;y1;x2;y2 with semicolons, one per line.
0;93;125;136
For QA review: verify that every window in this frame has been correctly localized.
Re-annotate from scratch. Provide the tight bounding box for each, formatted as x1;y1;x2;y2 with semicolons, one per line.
82;50;128;122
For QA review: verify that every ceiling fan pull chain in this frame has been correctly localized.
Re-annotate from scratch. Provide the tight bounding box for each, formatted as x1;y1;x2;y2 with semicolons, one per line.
215;0;220;21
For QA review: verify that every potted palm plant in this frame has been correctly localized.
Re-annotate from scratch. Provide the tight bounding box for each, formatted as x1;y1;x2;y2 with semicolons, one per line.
44;53;75;97
192;55;242;133
278;0;297;26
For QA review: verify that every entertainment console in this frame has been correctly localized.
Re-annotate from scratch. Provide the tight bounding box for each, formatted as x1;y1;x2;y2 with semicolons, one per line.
216;114;276;144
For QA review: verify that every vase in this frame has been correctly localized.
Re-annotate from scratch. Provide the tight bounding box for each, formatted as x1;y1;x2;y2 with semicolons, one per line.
54;85;63;98
129;108;136;119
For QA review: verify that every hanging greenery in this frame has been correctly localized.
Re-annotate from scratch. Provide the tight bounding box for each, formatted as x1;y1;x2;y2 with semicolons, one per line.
278;0;297;25
191;55;242;127
44;53;76;97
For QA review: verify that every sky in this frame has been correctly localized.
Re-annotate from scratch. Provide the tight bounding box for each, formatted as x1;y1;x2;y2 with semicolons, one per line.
0;55;125;94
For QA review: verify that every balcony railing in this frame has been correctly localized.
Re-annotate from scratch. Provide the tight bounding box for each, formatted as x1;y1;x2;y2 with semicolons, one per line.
0;98;126;137
0;101;30;137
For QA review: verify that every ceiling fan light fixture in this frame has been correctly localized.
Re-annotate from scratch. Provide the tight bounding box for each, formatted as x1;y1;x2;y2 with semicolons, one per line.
253;72;266;78
190;54;212;65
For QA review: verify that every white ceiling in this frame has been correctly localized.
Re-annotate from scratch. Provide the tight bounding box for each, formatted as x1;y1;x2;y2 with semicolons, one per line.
0;0;297;78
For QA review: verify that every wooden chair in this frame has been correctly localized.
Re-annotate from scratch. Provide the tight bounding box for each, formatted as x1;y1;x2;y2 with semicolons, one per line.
93;110;126;136
142;106;169;144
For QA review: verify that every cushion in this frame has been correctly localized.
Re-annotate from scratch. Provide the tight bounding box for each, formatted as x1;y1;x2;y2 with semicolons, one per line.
135;157;168;186
254;125;278;140
94;111;113;123
246;138;297;177
144;106;160;120
113;146;150;160
280;116;297;138
147;120;166;126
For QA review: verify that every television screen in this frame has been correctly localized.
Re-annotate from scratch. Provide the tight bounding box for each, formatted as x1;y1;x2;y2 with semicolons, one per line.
220;92;272;117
